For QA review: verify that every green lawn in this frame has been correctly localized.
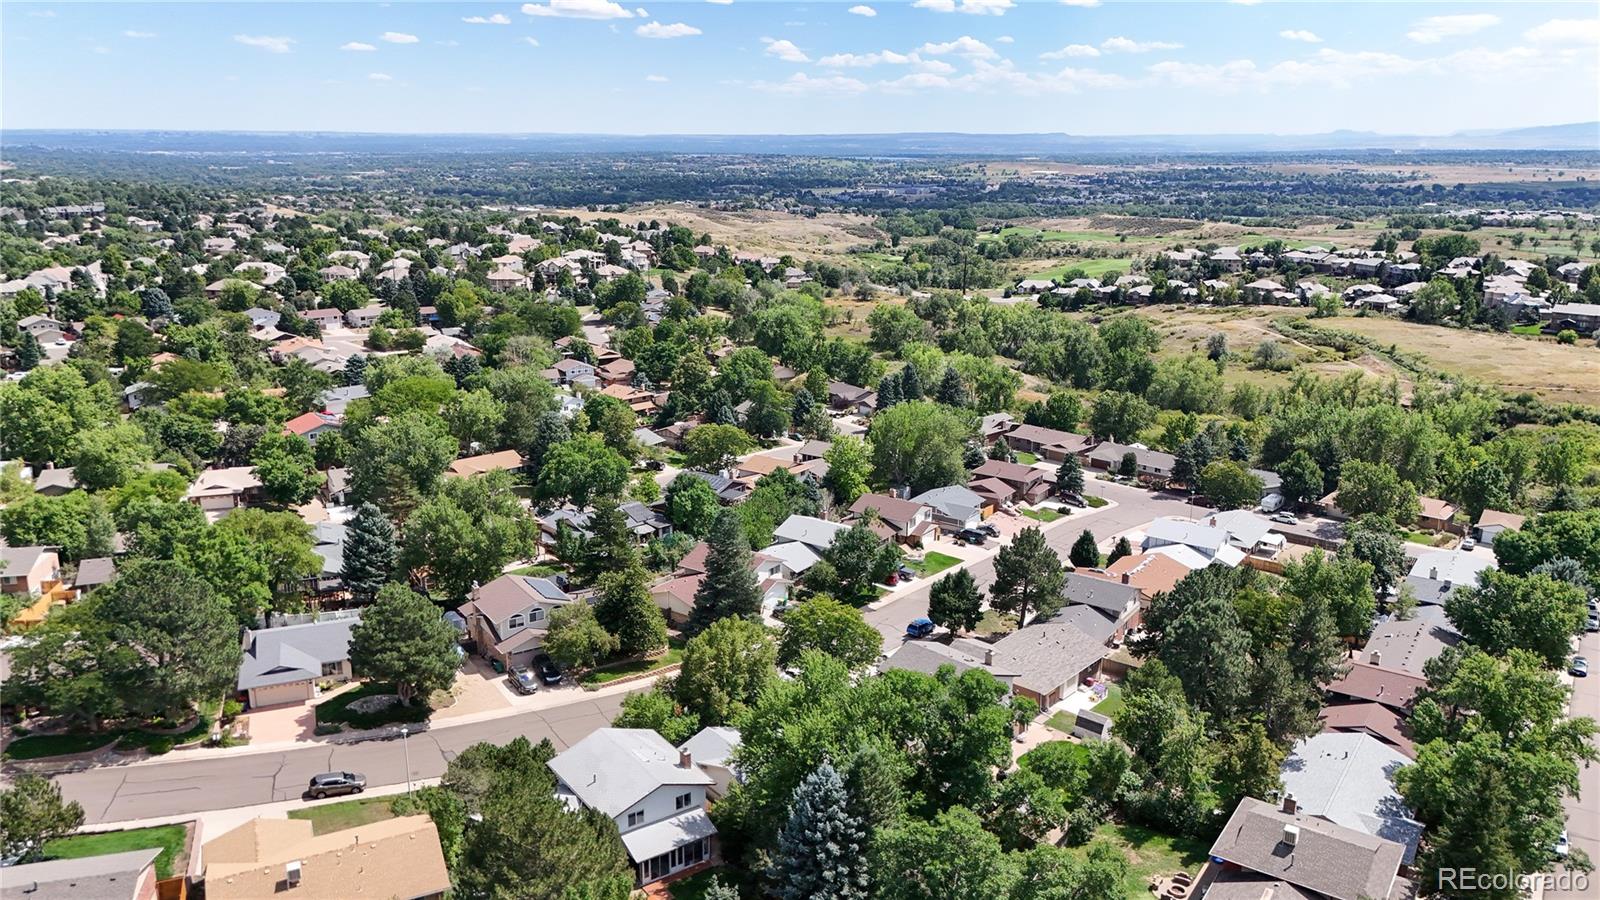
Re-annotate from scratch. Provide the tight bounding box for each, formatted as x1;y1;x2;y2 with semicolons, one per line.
909;551;961;578
43;824;188;879
1029;257;1132;280
1045;710;1078;734
1069;822;1211;899
975;610;1018;637
3;731;120;760
315;683;432;730
1093;683;1125;718
1014;451;1039;464
1085;495;1109;508
582;640;686;686
669;868;753;899
288;795;399;835
1511;324;1543;335
1022;507;1065;523
508;563;563;578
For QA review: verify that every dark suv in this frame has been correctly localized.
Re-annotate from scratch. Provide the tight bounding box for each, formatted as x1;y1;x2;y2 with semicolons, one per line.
535;655;564;686
307;772;366;799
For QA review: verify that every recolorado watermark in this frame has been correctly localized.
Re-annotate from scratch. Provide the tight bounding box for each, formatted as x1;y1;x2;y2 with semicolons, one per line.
1437;868;1591;893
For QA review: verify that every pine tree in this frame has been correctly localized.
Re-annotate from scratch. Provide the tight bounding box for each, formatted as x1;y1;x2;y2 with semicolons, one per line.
341;502;397;602
876;371;903;409
685;508;761;636
928;567;983;633
577;496;640;585
771;762;869;900
1069;529;1101;569
962;442;987;470
936;367;970;407
899;363;924;401
1107;536;1133;566
15;331;41;370
1056;455;1085;496
594;564;667;657
525;411;571;477
988;437;1015;462
343;353;368;388
706;389;738;426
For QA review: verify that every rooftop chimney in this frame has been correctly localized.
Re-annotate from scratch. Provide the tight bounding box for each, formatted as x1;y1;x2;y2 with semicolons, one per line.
1281;824;1300;847
984;648;995;666
679;750;693;769
1369;651;1381;667
1281;794;1297;815
286;860;302;888
1429;567;1438;580
1121;573;1131;584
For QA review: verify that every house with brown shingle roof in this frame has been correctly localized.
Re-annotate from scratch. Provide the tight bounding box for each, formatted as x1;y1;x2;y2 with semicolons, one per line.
458;575;574;669
970;458;1051;504
848;493;938;547
1472;508;1525;545
204;815;450;900
1203;796;1409;900
1323;660;1426;713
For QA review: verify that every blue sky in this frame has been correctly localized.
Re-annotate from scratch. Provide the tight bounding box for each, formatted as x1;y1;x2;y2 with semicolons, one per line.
3;1;1597;135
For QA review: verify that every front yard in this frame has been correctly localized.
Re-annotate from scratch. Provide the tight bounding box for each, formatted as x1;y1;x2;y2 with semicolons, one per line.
314;683;432;731
1022;507;1065;523
5;700;220;760
42;824;189;879
288;795;401;835
907;551;961;578
580;638;686;686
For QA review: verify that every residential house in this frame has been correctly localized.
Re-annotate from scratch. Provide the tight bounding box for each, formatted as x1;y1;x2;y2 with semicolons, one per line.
203;816;450;900
446;449;526;479
1415;496;1459;533
18;314;65;337
318;263;359;282
1278;732;1424;864
0;848;163;900
326;249;370;271
848;493;937;547
548;357;597;388
1540;302;1600;335
185;466;263;515
31;465;78;495
1001;424;1094;462
1142;517;1247;567
771;515;848;555
826;381;878;415
1203;510;1287;560
1360;615;1459;677
1055;571;1142;642
679;726;742;799
0;545;62;595
620;501;674;545
458;575;575;669
306;521;346;595
794;439;833;463
1201;796;1408;900
344;305;385;329
979;412;1017;445
318;384;370;415
597;357;636;387
650;574;704;625
1089;551;1193;602
984;620;1108;708
235;261;287;286
1471;509;1525;545
282;410;341;444
969;458;1051;504
1317;701;1416;759
299;307;345;329
548;728;719;886
72;556;117;594
1083;441;1176;482
879;637;1020;691
236;615;360;708
1324;660;1426;713
911;484;990;531
487;267;530;293
1408;548;1494;588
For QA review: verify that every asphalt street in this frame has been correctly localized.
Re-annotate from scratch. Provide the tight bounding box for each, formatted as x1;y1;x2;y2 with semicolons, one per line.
47;690;637;825
865;477;1213;649
1549;626;1599;900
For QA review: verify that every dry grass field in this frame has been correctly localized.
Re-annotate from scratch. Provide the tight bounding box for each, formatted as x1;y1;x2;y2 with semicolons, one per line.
550;205;883;256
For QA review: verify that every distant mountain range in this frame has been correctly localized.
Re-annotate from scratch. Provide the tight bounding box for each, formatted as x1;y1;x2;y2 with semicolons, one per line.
4;123;1596;155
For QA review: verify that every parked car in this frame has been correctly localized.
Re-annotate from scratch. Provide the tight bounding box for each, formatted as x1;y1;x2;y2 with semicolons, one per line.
905;617;935;639
885;572;900;586
535;655;563;686
642;459;664;471
306;772;366;799
956;528;988;545
1460;537;1477;550
1587;611;1599;633
1059;493;1087;508
1553;829;1570;860
897;564;916;581
1270;513;1298;525
979;522;1001;537
508;666;539;694
1570;656;1589;678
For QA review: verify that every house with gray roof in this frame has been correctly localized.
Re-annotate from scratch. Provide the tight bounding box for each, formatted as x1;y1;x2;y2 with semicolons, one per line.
237;615;361;708
1205;796;1409;900
912;484;989;531
879;637;1020;690
1360;615;1459;676
771;515;848;554
458;574;574;669
549;728;718;886
986;620;1109;707
1278;732;1424;864
679;726;742;798
0;847;162;900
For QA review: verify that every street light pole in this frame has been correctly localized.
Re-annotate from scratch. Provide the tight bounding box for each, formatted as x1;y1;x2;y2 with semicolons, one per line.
400;726;412;795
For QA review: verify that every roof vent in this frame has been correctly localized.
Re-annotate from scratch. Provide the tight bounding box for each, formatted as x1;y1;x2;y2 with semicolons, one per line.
1369;651;1381;667
286;860;302;887
1281;793;1297;815
1281;825;1299;847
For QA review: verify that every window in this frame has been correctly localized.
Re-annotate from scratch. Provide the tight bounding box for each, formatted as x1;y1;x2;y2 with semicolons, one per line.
627;810;645;827
507;615;525;629
529;608;544;623
674;792;694;810
321;661;342;676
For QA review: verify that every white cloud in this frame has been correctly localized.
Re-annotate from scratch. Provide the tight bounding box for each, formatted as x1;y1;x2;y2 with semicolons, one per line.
707;0;734;4
995;35;1014;43
912;0;1014;16
368;72;393;81
341;41;377;51
819;50;909;67
522;0;635;19
762;38;811;62
754;72;869;94
234;34;295;53
1523;18;1600;46
1279;29;1321;43
523;36;542;46
1406;14;1498;44
848;5;877;16
1060;0;1100;6
918;35;996;58
462;13;512;24
122;30;157;39
381;31;419;43
636;21;701;38
1100;36;1182;53
646;73;670;81
1041;43;1099;59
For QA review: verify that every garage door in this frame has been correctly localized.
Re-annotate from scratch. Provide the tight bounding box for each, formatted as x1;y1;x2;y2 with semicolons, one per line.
250;680;313;709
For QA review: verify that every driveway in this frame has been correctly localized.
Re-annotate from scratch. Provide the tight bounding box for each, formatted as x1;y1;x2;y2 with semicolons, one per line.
242;703;317;745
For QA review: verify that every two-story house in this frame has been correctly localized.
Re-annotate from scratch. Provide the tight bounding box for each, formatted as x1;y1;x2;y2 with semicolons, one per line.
549;728;718;886
848;493;938;547
969;458;1052;504
458;575;575;670
184;466;264;517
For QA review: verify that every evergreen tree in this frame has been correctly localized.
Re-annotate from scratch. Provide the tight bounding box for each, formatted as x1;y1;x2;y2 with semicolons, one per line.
577;496;640;585
524;410;571;477
1056;455;1085;496
685;508;761;636
1107;536;1133;565
15;331;41;370
876;371;903;409
348;583;461;706
705;389;738;426
771;762;869;900
899;363;924;401
936;367;970;407
928;568;983;633
342;353;368;388
341;502;397;602
987;437;1015;462
962;443;987;470
990;526;1067;626
1069;529;1101;568
594;563;668;657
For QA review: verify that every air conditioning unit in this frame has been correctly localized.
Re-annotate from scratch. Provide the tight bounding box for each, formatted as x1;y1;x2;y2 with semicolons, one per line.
286;860;302;887
1281;825;1299;848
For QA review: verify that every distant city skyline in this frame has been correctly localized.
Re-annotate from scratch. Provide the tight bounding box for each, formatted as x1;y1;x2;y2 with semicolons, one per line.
3;1;1597;137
